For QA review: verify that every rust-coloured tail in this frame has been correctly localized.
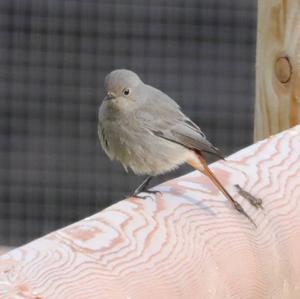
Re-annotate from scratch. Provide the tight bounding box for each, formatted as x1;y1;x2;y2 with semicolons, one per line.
196;153;236;207
193;151;256;227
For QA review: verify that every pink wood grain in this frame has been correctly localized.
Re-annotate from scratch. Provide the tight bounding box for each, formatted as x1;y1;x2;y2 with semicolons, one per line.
1;126;300;299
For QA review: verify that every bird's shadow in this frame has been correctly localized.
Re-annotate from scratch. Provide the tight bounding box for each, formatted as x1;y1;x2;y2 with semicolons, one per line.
161;189;217;216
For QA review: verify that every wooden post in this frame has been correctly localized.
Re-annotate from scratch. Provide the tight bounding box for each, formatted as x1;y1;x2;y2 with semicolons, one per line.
254;0;300;141
1;126;300;298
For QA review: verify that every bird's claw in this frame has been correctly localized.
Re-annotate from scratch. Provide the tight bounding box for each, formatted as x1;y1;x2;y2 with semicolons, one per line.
143;190;162;196
131;189;162;200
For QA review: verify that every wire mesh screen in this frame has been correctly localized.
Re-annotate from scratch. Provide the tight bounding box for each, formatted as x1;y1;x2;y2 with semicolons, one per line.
0;0;257;246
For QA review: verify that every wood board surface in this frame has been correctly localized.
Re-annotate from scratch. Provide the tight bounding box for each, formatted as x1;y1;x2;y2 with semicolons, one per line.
1;126;300;299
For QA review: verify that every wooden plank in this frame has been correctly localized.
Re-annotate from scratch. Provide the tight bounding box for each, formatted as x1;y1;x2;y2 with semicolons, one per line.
254;0;300;141
1;126;300;298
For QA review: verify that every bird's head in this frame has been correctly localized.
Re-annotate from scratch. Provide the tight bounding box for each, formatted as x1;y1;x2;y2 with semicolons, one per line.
103;69;145;111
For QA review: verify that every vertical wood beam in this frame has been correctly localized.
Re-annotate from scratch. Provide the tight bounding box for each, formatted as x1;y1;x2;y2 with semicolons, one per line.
254;0;300;141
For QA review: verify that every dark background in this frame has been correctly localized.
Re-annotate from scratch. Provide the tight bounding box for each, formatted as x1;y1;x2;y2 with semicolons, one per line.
0;0;257;246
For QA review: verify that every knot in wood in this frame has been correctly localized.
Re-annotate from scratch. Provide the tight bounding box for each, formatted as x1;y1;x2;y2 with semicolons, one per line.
275;56;292;83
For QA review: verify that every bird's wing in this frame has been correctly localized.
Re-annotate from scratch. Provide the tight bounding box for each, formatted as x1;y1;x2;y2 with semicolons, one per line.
138;85;224;159
151;121;224;159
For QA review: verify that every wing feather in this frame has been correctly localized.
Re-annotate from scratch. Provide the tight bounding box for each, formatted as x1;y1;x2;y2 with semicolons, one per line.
138;85;224;159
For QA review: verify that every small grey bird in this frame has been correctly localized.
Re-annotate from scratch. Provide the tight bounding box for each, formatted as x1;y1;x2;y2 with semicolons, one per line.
98;69;254;222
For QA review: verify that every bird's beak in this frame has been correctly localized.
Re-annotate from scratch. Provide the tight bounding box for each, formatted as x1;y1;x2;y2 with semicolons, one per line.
105;92;116;101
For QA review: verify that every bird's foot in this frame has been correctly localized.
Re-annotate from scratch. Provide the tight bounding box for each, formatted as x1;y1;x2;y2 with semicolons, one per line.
232;200;257;228
235;184;263;209
131;189;162;200
132;194;152;200
142;189;162;196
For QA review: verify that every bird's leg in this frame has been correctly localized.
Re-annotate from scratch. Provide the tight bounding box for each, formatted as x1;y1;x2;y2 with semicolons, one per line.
131;176;161;200
133;176;153;194
189;153;256;227
235;184;263;209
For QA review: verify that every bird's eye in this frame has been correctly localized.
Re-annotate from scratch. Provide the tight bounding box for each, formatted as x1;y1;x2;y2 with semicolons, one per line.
122;88;130;96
